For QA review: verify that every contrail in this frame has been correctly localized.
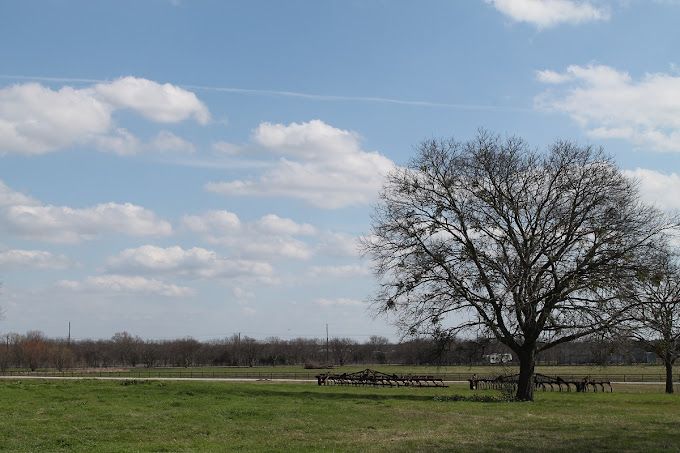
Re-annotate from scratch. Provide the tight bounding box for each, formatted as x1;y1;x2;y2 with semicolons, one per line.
0;74;105;84
0;74;532;113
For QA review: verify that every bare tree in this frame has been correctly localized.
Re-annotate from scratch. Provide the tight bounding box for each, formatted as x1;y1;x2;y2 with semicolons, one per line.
364;131;668;400
626;243;680;393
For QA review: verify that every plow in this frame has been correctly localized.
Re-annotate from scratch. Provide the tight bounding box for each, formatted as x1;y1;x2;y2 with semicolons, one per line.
469;373;613;392
314;368;611;392
316;368;448;387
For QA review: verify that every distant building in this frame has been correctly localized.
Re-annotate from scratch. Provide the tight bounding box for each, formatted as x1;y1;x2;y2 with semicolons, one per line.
483;353;513;364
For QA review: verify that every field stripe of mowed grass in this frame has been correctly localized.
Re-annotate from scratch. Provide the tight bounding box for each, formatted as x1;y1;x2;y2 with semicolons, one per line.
1;379;679;452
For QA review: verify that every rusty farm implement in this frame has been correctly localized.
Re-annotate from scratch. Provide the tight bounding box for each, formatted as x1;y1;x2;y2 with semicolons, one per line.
315;368;448;387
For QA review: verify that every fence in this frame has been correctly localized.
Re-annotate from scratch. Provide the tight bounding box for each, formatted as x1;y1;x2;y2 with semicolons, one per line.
0;369;677;382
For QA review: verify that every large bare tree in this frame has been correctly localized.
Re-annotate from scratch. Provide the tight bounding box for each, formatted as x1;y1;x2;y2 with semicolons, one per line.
364;131;668;400
626;244;680;393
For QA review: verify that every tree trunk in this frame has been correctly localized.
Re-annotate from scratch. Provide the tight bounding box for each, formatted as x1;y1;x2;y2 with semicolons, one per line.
516;348;536;401
665;358;674;394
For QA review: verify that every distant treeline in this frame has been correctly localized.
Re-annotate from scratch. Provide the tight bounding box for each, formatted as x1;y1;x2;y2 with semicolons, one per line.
0;330;655;371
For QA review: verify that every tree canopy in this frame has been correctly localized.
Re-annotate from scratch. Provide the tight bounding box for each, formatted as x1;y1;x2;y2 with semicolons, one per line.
364;131;671;400
625;243;680;393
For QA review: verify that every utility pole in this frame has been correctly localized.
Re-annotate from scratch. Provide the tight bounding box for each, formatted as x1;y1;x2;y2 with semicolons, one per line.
325;323;329;365
67;321;71;345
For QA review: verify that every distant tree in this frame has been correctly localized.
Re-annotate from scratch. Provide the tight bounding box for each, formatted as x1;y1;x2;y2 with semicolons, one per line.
51;341;74;371
0;333;12;372
364;131;669;400
626;244;680;393
22;331;49;371
367;336;390;364
111;331;142;367
329;338;355;365
170;337;201;367
141;341;160;368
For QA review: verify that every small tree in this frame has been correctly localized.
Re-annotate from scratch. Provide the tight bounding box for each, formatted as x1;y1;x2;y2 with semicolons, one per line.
626;244;680;393
364;131;668;400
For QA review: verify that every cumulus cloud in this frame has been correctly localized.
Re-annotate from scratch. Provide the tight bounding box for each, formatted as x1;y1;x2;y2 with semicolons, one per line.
0;179;171;243
0;77;209;155
91;128;141;155
205;120;395;209
182;210;315;260
623;168;680;211
487;0;609;28
0;249;71;270
106;245;273;280
317;232;362;257
0;83;111;154
255;214;316;236
0;180;37;207
536;64;680;152
58;275;193;297
92;77;210;124
182;210;241;234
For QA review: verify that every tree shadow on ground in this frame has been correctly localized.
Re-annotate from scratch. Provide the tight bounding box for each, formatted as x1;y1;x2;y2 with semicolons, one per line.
229;387;505;403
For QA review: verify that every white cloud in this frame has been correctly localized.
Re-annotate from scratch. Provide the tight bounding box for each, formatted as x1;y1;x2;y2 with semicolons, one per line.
90;129;195;156
4;203;172;243
0;180;38;207
623;168;680;211
536;64;680;152
0;249;70;270
182;210;315;260
149;130;196;153
182;210;241;235
92;77;210;124
314;297;364;307
106;245;273;280
205;120;395;209
58;275;193;298
535;69;574;84
0;83;112;155
255;214;316;236
309;264;370;278
0;179;171;243
242;237;312;261
487;0;609;28
317;232;362;257
0;77;209;155
91;128;141;155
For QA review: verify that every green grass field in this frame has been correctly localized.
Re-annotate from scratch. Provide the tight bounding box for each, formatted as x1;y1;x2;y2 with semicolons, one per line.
1;379;679;452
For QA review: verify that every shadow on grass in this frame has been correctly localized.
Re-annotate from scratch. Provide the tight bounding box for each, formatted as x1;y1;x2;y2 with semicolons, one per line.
228;387;508;403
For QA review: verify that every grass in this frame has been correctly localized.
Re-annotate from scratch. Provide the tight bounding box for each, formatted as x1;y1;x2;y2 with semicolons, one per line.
1;379;679;452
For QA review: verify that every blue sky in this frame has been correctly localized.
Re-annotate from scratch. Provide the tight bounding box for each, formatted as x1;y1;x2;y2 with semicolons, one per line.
1;0;679;341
